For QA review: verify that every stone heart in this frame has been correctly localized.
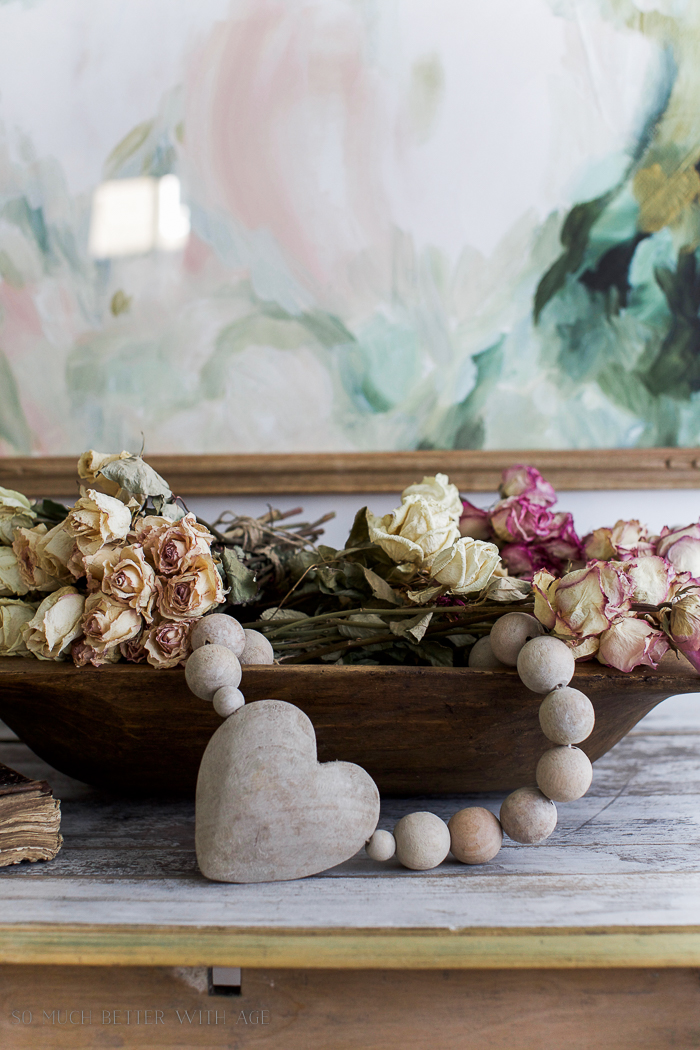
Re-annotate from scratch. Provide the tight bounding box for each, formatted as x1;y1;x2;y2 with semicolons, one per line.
195;699;380;883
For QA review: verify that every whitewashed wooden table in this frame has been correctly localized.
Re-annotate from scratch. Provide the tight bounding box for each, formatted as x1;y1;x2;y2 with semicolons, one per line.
1;693;699;972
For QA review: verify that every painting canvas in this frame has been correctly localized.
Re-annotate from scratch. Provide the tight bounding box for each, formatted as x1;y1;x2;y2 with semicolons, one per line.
0;0;697;456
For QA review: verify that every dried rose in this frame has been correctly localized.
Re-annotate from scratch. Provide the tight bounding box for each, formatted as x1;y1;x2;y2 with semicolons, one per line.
490;499;581;556
158;554;225;620
134;513;213;575
533;563;634;644
583;527;615;562
0;545;31;597
597;616;669;672
72;639;122;667
0;598;37;656
401;474;463;523
36;521;81;583
12;525;59;592
656;524;700;579
620;555;675;606
499;466;556;507
459;500;492;540
80;592;142;653
668;590;700;653
430;538;501;595
120;632;149;664
21;586;85;660
500;543;563;580
66;489;132;558
77;449;132;496
584;520;654;562
367;496;460;568
0;486;36;545
102;544;158;622
83;545;121;592
143;618;195;668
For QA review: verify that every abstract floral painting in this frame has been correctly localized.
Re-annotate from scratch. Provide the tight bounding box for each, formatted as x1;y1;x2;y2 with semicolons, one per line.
0;0;697;455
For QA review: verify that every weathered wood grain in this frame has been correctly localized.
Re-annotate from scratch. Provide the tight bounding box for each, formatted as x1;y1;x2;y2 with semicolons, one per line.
0;657;696;795
3;448;700;495
4;965;700;1050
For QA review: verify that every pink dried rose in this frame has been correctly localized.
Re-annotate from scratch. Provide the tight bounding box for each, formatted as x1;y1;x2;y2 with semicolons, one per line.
158;554;225;620
596;616;669;672
143;618;195;668
459;500;492;541
533;562;634;655
135;513;213;576
656;524;700;579
81;592;142;653
618;555;675;606
500;543;562;579
120;632;149;664
499;465;556;507
668;590;700;657
72;639;122;667
101;544;158;622
583;520;654;562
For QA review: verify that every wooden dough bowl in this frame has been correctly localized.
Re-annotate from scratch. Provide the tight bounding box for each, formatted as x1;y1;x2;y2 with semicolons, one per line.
0;655;697;796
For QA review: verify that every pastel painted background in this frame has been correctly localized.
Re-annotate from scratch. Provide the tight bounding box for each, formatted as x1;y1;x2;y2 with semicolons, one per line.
0;0;697;456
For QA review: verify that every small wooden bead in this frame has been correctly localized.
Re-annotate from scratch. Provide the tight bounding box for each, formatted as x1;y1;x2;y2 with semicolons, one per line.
394;812;451;871
185;644;242;701
191;614;246;657
448;807;502;865
499;786;557;844
239;629;275;666
212;685;245;718
539;687;595;745
489;612;545;666
468;636;507;670
536;746;592;802
516;635;575;693
365;830;396;862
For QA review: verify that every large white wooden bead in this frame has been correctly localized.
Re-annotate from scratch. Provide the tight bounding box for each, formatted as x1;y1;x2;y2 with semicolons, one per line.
239;629;275;665
212;685;246;718
517;636;575;693
393;812;451;870
536;746;593;802
468;636;507;670
365;829;396;862
191;614;246;657
185;644;242;701
490;612;545;666
499;787;557;844
539;687;595;745
448;807;502;865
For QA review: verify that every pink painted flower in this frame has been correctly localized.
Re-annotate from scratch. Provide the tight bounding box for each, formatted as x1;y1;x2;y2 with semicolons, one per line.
499;466;556;507
656;524;700;579
597;616;669;672
459;500;492;541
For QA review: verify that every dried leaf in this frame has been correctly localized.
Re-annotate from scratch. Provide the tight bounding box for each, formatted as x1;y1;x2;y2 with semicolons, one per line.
222;548;258;605
406;584;447;605
98;456;172;500
390;612;433;642
260;607;309;624
406;639;454;667
485;576;532;602
345;507;371;548
361;566;402;605
33;499;70;522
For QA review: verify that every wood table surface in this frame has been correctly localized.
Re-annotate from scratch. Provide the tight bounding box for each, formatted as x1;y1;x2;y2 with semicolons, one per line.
1;690;700;971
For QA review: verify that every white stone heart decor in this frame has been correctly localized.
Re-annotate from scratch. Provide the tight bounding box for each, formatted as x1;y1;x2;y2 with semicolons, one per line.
195;699;380;883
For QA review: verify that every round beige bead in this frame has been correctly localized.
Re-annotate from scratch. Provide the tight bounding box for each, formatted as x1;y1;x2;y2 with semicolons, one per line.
499;787;557;844
239;629;275;666
468;636;507;670
191;614;246;657
536;746;592;802
393;812;451;871
489;612;545;666
448;807;502;865
539;687;595;745
365;829;396;862
516;635;575;693
185;644;242;701
212;685;245;718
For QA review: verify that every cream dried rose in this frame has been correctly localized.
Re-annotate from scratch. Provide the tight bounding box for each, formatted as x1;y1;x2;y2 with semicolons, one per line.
367;495;460;568
72;639;122;667
83;544;121;592
135;513;213;575
21;586;85;660
617;555;675;606
77;449;132;496
143;618;195;668
101;544;158;622
656;524;700;578
12;525;59;592
533;563;633;644
66;489;132;558
35;521;81;584
597;616;669;672
0;486;36;545
0;598;37;656
158;554;225;620
0;545;31;597
80;592;142;653
401;474;462;523
668;590;700;652
430;538;501;595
